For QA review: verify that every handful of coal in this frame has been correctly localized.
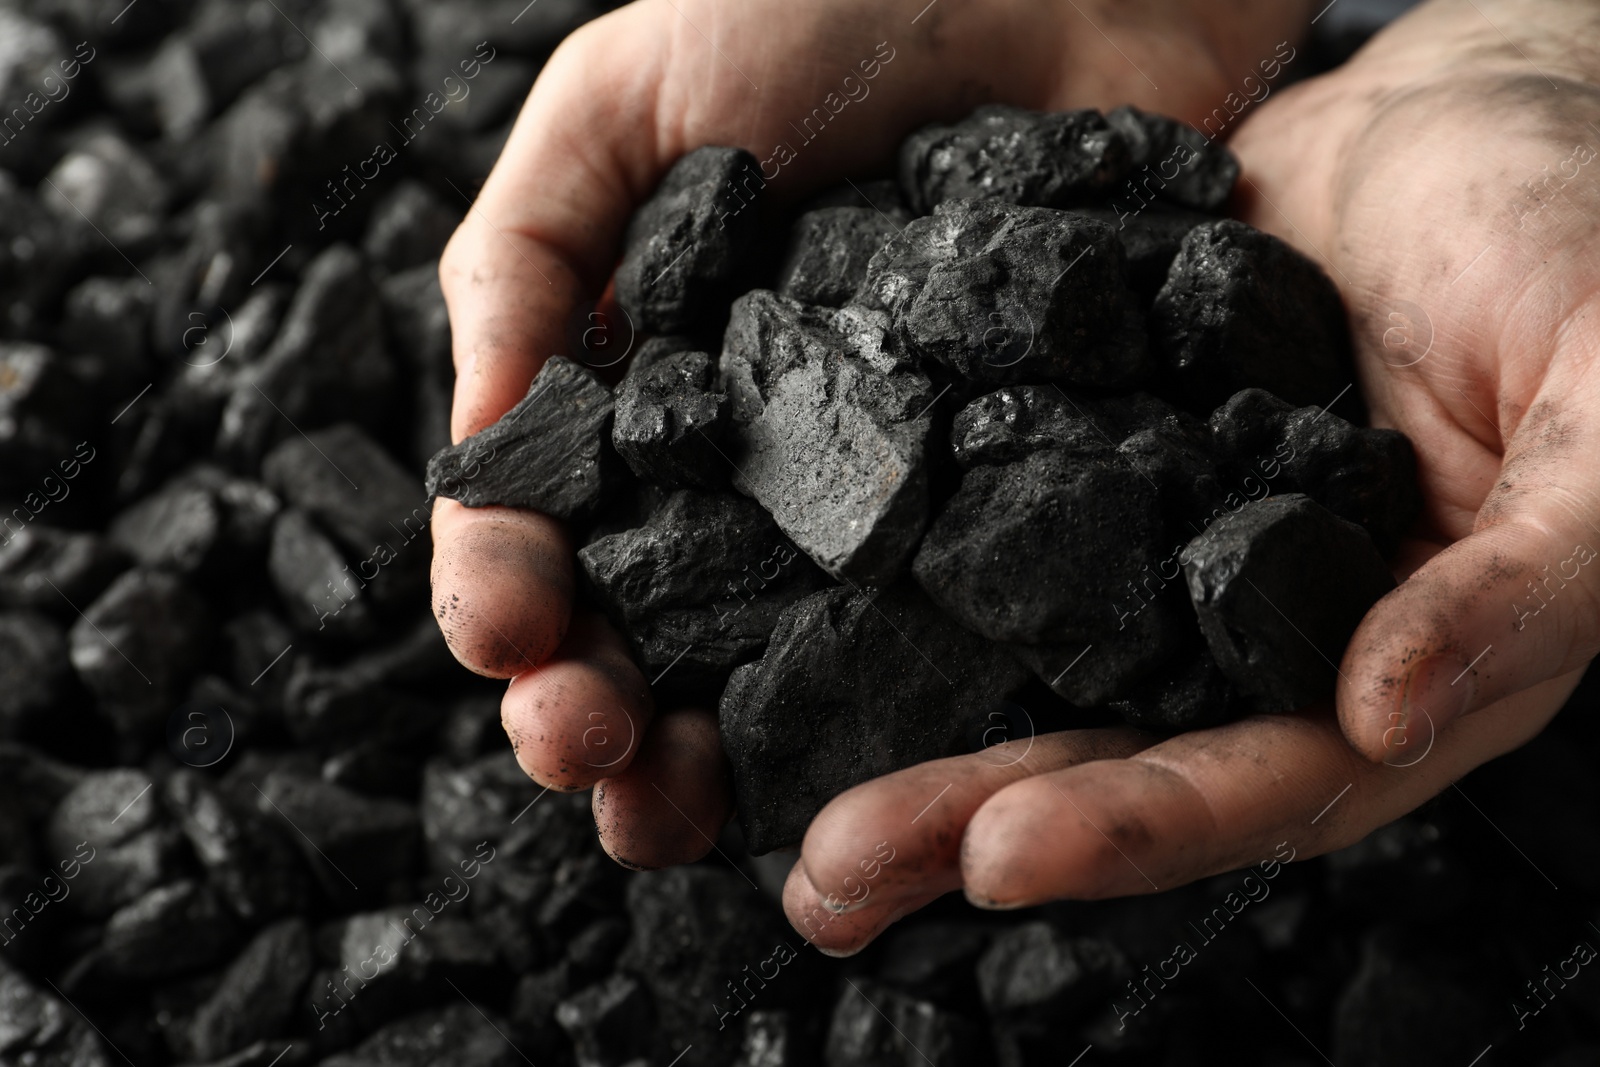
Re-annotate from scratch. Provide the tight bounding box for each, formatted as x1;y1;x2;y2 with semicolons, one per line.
428;104;1421;853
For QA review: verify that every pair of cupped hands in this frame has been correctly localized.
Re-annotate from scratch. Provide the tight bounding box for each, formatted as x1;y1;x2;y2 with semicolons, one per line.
429;0;1600;953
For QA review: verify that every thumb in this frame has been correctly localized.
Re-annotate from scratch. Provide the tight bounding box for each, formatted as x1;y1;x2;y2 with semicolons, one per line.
1339;380;1600;762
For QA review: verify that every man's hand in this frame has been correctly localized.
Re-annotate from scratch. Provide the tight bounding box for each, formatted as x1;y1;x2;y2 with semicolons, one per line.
430;0;1312;871
789;0;1600;955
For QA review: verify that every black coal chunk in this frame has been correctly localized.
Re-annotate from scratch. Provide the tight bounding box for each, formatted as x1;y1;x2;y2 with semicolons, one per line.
898;105;1131;213
266;508;377;639
0;343;92;494
0;954;114;1067
950;385;1222;534
162;769;310;923
1332;930;1501;1067
108;478;225;575
45;769;184;917
1103;104;1241;212
97;880;241;980
776;206;901;307
217;245;397;467
720;583;1029;852
251;771;419;905
977;923;1128;1062
949;383;1113;468
1151;219;1351;411
0;526;126;616
361;179;460;276
427;356;614;523
1183;493;1395;712
0;612;69;735
722;292;935;583
824;978;981;1067
1208;388;1421;555
914;449;1158;643
1108;643;1246;732
620;866;808;1067
173;918;314;1063
614;146;766;333
555;974;654;1067
579;489;828;682
319;1003;526;1067
264;423;426;562
611;340;731;490
859;199;1145;387
1067;202;1214;296
67;569;210;736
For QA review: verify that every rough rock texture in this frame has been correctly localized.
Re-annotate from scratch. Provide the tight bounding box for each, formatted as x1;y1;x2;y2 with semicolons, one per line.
426;356;613;523
319;1004;525;1067
859;199;1145;386
614;146;766;333
251;770;419;905
174;919;314;1062
1103;104;1241;212
620;866;809;1067
68;569;210;736
0;954;113;1067
898;105;1131;213
1208;388;1422;554
45;769;182;917
611;340;731;490
722;291;936;583
1067;202;1214;296
913;450;1160;641
216;245;396;467
1151;220;1350;412
1108;643;1245;732
915;447;1192;704
0;612;69;734
720;583;1030;852
1183;493;1396;712
824;978;982;1067
777;206;902;307
579;489;829;682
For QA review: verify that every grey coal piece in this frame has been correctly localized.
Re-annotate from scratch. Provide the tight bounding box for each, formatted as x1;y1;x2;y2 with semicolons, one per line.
777;206;903;307
579;489;829;683
898;105;1132;213
426;356;614;523
610;339;731;490
721;291;937;584
1209;387;1422;555
859;198;1147;387
1151;219;1352;412
614;146;767;333
913;448;1190;705
1103;104;1241;213
720;583;1030;853
1184;493;1396;713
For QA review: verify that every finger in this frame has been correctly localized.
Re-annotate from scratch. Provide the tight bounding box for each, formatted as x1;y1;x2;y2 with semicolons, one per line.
500;611;654;791
430;501;574;678
430;15;667;680
783;857;935;959
592;708;733;869
961;678;1572;907
440;13;666;441
1339;349;1600;760
787;728;1153;956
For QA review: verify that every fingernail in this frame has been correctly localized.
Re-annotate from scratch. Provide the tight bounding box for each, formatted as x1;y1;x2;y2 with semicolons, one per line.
1399;653;1477;740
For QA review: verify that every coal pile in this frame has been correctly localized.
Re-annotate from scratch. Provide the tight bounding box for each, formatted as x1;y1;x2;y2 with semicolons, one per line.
3;3;1599;1065
431;105;1422;851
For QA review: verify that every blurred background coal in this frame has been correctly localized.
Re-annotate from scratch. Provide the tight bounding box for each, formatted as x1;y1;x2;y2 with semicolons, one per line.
1;0;1597;1064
